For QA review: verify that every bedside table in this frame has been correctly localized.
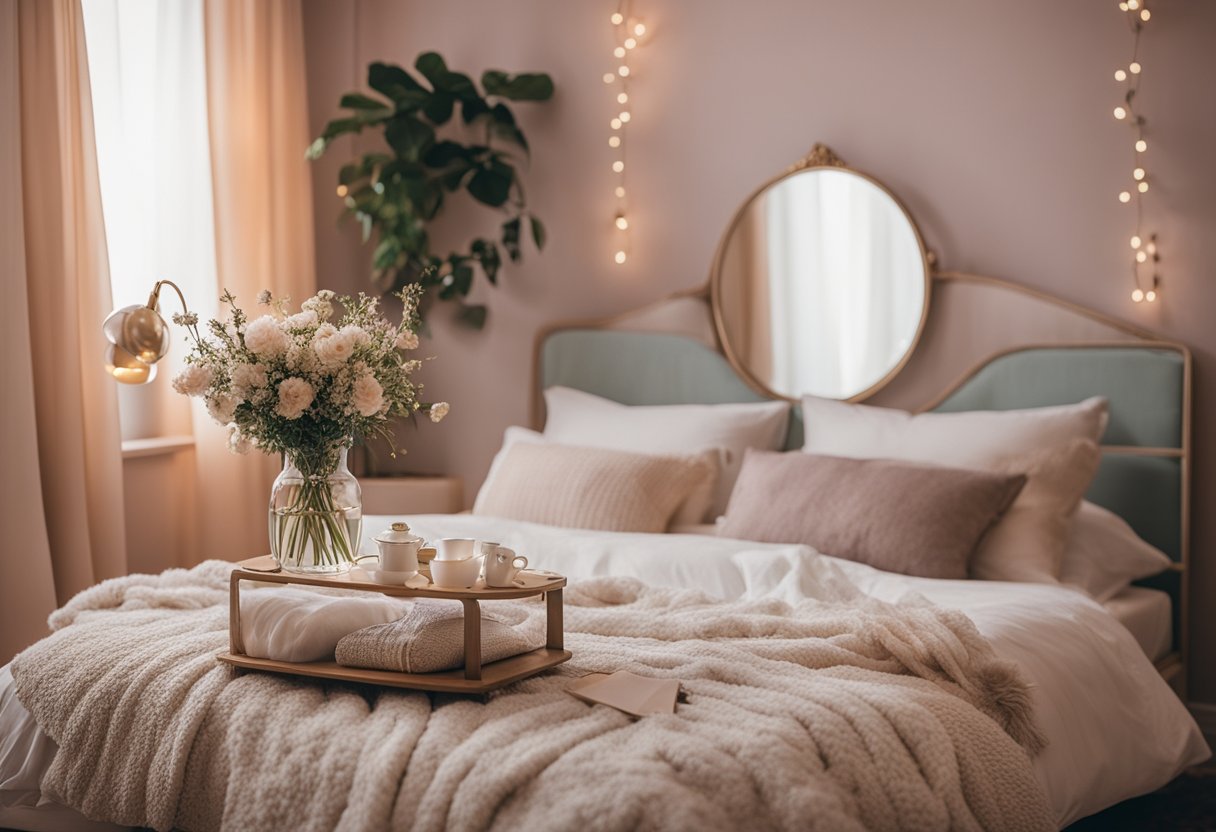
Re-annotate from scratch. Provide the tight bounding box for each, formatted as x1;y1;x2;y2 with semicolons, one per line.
359;475;464;515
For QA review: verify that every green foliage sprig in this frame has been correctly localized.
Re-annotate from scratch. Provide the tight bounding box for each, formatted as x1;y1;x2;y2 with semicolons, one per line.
308;52;554;329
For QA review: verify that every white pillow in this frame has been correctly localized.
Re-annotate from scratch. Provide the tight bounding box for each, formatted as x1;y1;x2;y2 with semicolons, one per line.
1060;501;1172;601
801;395;1108;468
474;426;719;528
542;386;790;519
240;588;408;663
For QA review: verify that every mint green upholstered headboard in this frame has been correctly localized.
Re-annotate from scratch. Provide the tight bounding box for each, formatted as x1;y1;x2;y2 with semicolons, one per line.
539;331;1188;565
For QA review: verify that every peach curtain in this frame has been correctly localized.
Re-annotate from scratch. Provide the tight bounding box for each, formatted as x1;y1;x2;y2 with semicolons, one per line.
192;0;317;560
0;0;128;664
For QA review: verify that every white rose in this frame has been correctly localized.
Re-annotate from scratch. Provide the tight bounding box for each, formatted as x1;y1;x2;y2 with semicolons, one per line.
275;377;314;420
313;330;355;368
244;315;290;358
428;402;450;423
395;330;420;350
230;363;267;399
302;291;335;321
171;364;213;396
283;310;317;330
340;325;371;348
206;393;238;424
351;374;385;417
226;424;253;455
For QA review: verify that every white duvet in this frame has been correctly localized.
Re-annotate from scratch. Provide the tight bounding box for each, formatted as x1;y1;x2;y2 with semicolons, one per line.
1;514;1208;830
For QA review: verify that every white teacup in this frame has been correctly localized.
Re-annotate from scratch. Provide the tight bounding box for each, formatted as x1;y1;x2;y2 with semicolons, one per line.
430;554;483;588
484;546;529;587
434;538;475;561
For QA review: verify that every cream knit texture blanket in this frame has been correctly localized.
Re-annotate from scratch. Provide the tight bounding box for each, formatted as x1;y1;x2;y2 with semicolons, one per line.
12;562;1052;832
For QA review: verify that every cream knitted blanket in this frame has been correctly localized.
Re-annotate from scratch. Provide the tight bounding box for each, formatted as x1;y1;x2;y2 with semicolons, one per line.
12;562;1052;832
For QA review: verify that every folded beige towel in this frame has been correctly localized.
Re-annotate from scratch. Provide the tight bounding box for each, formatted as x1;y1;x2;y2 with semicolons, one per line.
334;601;534;673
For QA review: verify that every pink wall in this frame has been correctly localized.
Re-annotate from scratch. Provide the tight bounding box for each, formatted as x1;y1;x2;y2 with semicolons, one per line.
302;0;1216;702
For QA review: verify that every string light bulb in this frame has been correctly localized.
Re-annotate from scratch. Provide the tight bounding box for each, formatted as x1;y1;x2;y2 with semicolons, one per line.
1114;2;1161;304
336;184;348;198
606;2;645;266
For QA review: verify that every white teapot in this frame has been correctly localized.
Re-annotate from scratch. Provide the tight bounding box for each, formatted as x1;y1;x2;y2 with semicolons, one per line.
372;522;425;577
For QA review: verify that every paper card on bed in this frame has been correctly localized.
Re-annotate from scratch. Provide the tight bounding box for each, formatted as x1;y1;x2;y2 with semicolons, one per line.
566;671;680;716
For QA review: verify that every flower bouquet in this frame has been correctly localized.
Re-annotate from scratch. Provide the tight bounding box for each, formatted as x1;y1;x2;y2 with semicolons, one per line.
171;286;448;573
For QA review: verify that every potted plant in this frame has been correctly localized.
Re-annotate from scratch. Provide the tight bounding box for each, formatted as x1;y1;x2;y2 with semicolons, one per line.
308;52;554;328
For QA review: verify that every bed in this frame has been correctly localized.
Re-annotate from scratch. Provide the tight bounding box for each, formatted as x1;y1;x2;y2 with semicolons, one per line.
1;143;1209;831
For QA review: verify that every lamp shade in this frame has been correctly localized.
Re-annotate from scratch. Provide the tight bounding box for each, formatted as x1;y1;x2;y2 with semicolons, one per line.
103;304;170;364
104;342;157;384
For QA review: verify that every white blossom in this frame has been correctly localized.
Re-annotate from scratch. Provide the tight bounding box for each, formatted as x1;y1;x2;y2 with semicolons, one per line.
395;330;420;350
275;377;314;420
313;329;356;368
340;325;371;348
351;374;385;417
429;402;450;423
230;363;267;400
206;393;239;424
244;315;290;358
283;310;318;330
171;364;213;396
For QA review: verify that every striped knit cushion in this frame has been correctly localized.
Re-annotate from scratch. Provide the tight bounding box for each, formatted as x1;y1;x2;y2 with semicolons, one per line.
473;441;715;533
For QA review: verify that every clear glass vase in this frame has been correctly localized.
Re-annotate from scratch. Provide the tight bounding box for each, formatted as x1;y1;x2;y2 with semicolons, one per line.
269;447;362;574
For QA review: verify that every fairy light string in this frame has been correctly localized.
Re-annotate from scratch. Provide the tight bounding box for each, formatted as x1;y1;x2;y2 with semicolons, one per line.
1114;0;1160;303
604;1;645;265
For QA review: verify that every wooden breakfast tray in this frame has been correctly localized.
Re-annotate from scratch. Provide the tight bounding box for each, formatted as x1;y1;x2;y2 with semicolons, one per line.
217;556;571;694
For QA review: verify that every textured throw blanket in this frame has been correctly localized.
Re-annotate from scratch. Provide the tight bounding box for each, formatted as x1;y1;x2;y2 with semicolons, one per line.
12;562;1052;832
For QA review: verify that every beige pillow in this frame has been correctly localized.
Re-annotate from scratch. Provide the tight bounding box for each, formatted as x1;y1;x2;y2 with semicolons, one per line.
969;439;1101;583
718;451;1026;579
472;441;715;533
335;602;532;673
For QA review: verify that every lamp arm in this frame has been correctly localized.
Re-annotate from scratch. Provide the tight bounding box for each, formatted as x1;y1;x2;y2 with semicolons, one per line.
147;279;190;314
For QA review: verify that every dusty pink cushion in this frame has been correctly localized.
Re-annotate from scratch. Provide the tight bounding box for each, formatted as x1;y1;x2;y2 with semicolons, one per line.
718;451;1027;579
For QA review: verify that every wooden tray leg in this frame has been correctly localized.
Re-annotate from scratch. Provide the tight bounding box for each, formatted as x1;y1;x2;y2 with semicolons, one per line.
546;588;563;650
462;599;482;681
229;572;245;655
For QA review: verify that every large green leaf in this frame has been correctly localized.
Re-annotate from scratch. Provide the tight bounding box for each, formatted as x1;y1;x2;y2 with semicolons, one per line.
416;52;477;99
501;216;522;262
368;62;426;105
461;97;489;124
422;92;455;125
384;116;435;161
467;161;513;207
481;70;554;101
423;140;468;167
470;238;501;285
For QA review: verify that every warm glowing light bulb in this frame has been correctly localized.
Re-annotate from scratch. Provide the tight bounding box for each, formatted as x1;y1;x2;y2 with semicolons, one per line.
1131;236;1142;248
1138;181;1149;192
1140;9;1151;21
1146;242;1157;254
1133;167;1145;180
1118;1;1129;9
624;37;637;49
610;117;622;130
1131;288;1144;302
1135;139;1147;152
634;23;646;36
1119;190;1132;203
603;72;615;84
336;184;348;198
617;92;629;104
1136;251;1148;262
614;46;626;58
615;215;629;230
1127;0;1139;9
619;65;630;76
608;136;621;148
1115;69;1127;81
614;250;627;264
619;111;631;123
1145;290;1157;302
1129;61;1141;74
610;12;623;24
614;186;626;197
1113;106;1127;120
612;160;625;173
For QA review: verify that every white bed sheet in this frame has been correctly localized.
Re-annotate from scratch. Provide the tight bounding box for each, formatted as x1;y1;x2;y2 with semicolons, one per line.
1103;585;1173;663
0;516;1207;831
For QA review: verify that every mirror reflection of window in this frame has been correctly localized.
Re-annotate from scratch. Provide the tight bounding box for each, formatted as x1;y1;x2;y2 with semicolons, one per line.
717;166;926;401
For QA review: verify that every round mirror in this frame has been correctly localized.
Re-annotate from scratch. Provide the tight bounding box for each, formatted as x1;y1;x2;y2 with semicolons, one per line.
711;146;930;401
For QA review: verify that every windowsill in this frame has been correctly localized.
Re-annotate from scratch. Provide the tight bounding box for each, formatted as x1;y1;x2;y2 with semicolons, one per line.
121;435;196;459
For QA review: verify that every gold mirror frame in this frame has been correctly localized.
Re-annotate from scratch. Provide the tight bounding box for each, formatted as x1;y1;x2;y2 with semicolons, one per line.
709;143;935;403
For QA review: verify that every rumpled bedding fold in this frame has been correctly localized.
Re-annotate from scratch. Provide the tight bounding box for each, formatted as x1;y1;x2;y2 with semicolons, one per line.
12;561;1052;831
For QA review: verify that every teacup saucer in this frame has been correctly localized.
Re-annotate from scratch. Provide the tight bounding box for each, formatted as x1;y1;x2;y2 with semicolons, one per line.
366;568;418;586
